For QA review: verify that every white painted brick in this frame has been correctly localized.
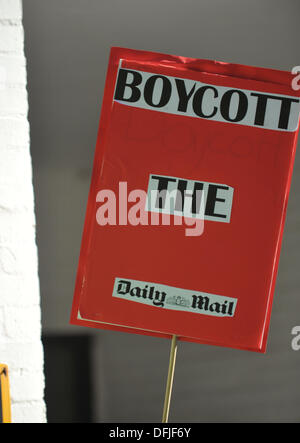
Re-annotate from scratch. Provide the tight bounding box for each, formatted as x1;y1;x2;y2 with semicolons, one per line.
0;342;44;371
3;306;42;341
0;245;17;274
0;184;35;214
0;241;38;276
0;213;36;246
0;148;33;185
0;118;30;146
0;0;46;423
10;370;45;403
0;274;40;307
0;0;22;20
0;88;28;116
0;217;36;242
0;246;38;274
12;401;47;423
0;55;26;87
0;22;23;53
0;230;37;254
0;306;5;336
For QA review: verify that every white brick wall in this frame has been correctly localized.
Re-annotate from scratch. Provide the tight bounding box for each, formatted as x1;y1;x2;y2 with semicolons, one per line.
0;0;46;423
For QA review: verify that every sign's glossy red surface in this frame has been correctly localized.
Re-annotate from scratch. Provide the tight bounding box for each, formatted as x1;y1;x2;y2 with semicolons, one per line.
70;47;300;352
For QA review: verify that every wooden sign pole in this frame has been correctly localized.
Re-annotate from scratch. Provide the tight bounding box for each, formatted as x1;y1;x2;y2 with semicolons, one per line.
162;335;178;423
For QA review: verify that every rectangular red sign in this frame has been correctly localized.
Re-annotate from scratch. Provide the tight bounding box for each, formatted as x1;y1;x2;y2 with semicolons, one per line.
70;47;300;352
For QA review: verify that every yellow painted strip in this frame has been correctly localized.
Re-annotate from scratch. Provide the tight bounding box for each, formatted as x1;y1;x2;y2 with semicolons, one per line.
0;364;11;424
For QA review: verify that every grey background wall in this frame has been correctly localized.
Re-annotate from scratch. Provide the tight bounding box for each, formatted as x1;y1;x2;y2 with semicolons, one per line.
23;0;300;422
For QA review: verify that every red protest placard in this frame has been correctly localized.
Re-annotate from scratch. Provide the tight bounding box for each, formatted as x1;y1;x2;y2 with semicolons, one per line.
70;47;300;352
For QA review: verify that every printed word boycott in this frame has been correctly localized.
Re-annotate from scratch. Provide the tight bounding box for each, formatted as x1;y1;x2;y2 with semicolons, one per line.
114;66;300;131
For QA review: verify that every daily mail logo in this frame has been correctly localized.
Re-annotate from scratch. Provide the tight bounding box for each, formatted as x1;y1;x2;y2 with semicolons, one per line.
114;65;300;132
113;278;238;318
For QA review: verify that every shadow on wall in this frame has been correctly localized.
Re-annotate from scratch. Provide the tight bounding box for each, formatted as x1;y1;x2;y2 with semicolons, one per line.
42;335;94;423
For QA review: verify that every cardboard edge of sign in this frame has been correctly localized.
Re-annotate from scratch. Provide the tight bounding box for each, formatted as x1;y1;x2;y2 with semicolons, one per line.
69;310;267;354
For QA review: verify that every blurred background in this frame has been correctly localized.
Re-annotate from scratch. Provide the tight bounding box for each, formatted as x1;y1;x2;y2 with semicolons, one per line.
22;0;300;422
